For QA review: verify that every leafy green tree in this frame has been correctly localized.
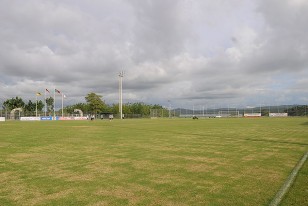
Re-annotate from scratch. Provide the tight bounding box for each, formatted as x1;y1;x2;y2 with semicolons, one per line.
135;102;152;116
24;100;35;115
85;92;106;114
286;105;308;116
45;97;54;115
122;102;153;116
2;97;25;111
37;100;44;113
65;103;90;115
152;104;163;109
122;104;131;115
24;100;44;116
64;105;74;114
261;109;269;117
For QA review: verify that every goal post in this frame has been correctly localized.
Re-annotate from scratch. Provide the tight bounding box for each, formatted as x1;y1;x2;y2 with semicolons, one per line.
150;109;169;118
218;110;240;117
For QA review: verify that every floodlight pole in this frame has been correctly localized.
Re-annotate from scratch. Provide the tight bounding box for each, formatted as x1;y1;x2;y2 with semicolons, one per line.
53;87;56;120
44;90;46;116
119;71;124;119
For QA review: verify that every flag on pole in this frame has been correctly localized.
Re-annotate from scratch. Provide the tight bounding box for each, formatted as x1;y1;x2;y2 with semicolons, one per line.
55;89;61;94
35;92;41;117
46;89;50;93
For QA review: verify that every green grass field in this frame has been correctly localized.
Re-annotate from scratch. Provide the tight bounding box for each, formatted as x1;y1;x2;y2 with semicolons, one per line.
1;118;307;206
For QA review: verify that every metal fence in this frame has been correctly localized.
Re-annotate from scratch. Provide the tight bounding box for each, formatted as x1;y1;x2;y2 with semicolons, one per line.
1;105;307;120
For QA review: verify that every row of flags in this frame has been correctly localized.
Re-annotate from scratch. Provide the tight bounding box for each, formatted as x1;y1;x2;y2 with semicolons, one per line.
36;89;62;96
36;89;66;99
34;89;66;117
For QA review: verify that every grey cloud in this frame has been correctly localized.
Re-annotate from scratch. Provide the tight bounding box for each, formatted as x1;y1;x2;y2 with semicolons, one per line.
0;0;307;107
244;0;308;74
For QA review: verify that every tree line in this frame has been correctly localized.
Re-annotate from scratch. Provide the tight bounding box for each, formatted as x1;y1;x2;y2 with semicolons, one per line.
285;105;308;116
65;93;165;117
2;96;56;116
2;93;307;117
1;92;165;117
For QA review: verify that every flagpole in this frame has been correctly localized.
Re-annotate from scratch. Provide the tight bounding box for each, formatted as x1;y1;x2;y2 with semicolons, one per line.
53;87;56;120
62;93;64;117
44;89;46;116
36;94;38;117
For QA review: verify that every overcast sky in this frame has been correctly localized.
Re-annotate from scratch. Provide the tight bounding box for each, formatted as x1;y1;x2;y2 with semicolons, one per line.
1;0;307;109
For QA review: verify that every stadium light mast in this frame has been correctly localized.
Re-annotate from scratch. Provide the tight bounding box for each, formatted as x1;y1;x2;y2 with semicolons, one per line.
53;87;56;120
119;71;124;119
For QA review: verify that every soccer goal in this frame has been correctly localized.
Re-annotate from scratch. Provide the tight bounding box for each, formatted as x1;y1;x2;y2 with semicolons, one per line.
218;110;240;117
150;109;171;118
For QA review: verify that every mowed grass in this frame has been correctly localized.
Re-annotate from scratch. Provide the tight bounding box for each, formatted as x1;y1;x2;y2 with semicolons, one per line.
0;118;307;206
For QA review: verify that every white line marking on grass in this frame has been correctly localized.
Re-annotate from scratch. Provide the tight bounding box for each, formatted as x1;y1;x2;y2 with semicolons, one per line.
269;151;308;206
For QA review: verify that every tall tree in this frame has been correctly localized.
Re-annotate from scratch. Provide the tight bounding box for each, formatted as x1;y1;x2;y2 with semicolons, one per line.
85;92;106;115
24;100;36;115
45;97;54;115
37;100;44;113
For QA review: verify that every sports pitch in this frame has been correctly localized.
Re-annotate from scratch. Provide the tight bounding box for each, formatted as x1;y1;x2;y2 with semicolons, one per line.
0;118;307;205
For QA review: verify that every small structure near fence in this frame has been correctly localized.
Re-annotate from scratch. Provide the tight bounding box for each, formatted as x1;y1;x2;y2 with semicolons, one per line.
74;109;83;117
269;113;288;117
244;113;261;117
10;108;23;120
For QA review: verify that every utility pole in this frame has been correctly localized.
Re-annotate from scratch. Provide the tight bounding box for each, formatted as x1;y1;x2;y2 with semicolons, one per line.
119;71;124;119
